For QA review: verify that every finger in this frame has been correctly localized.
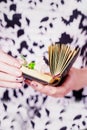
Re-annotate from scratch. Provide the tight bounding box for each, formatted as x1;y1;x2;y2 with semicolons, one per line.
0;81;22;88
30;81;71;97
0;50;21;68
17;58;25;65
47;85;71;97
30;81;43;90
0;72;23;82
0;62;22;77
30;81;57;97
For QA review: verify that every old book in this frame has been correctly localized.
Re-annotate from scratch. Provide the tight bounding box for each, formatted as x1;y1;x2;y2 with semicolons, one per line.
21;43;80;86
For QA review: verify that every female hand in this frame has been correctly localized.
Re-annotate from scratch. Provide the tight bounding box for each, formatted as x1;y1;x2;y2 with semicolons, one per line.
0;50;23;88
26;67;87;97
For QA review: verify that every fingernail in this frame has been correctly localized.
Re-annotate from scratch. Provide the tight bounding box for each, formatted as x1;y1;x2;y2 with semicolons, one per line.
18;59;25;65
14;63;21;68
15;71;22;77
17;83;23;88
16;77;23;82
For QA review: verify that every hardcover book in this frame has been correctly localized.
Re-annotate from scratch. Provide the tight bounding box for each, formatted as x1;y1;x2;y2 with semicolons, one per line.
21;43;80;86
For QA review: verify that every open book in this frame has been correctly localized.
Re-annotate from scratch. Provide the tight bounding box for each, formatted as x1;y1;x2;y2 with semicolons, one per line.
21;44;80;86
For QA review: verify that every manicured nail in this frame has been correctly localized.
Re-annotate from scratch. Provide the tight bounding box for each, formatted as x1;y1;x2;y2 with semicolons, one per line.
16;77;23;82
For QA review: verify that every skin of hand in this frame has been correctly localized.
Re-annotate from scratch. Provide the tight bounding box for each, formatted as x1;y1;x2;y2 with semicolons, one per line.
25;67;87;97
0;50;23;88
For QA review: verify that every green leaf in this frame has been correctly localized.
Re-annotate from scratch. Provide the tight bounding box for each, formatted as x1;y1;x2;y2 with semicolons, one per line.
27;62;35;69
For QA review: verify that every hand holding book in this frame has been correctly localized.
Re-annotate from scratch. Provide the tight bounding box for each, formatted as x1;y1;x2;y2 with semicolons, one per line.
27;67;87;97
20;43;87;97
21;43;80;86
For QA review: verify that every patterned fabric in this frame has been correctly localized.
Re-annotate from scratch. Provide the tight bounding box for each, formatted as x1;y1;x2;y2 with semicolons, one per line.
0;0;87;130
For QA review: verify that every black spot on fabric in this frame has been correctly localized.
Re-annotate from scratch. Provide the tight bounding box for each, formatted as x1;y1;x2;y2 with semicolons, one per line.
39;0;43;2
62;9;87;34
62;9;79;25
33;42;38;46
10;126;14;129
34;109;41;118
50;2;54;5
17;111;20;114
11;119;15;122
45;121;50;125
10;4;16;11
50;2;58;8
30;120;35;128
39;44;44;49
13;89;18;98
17;29;24;37
39;25;42;29
24;83;28;89
28;0;32;3
28;0;36;6
29;48;34;54
64;96;71;99
49;23;53;28
0;0;7;3
82;121;86;126
43;96;47;104
1;90;10;101
45;108;50;117
59;32;73;44
72;124;75;127
7;51;12;56
26;98;29;104
59;116;63;121
45;27;47;31
73;89;83;101
34;95;38;103
73;114;82;120
79;16;87;34
18;104;22;108
19;89;23;96
3;103;7;111
4;13;21;28
40;17;49;22
3;115;8;120
26;17;30;26
72;124;80;129
18;41;28;53
60;109;65;113
61;0;64;4
76;0;82;2
60;126;67;130
80;42;87;56
43;56;49;65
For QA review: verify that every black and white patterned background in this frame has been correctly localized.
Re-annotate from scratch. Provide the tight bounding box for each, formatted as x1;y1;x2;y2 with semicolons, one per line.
0;0;87;130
